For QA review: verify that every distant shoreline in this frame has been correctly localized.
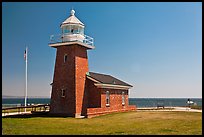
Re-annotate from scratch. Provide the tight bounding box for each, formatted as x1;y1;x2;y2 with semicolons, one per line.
3;98;202;109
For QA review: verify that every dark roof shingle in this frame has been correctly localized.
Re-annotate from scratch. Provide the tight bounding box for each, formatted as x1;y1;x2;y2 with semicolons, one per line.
87;72;132;87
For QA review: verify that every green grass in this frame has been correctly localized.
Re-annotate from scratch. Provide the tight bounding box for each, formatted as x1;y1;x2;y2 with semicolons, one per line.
2;111;202;135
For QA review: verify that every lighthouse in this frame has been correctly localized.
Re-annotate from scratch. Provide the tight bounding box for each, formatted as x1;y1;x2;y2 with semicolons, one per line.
49;9;94;118
49;9;136;118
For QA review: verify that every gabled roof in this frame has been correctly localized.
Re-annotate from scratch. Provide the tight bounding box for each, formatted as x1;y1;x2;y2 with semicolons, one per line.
60;10;84;27
87;72;133;87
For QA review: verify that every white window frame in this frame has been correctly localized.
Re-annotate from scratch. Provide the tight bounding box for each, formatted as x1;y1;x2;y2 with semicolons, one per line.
64;54;67;63
106;91;110;106
61;89;65;97
122;91;125;105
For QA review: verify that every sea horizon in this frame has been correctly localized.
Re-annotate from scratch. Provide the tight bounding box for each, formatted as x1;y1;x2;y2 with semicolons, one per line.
2;95;202;99
2;97;202;108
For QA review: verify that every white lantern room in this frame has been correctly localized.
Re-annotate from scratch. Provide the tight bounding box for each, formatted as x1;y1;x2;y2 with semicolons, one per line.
60;9;85;42
49;9;94;49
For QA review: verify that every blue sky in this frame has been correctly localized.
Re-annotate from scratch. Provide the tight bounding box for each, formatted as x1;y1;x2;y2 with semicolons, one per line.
2;2;202;98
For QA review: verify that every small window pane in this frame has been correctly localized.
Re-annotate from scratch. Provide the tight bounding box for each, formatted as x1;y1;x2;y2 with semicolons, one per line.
106;91;110;106
64;54;67;63
122;91;125;105
61;89;65;97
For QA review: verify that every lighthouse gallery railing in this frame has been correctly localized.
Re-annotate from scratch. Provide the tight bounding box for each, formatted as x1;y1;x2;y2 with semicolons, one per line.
49;33;94;46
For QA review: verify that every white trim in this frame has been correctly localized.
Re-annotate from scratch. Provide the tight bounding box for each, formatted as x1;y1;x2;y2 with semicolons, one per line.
122;91;125;105
61;89;65;97
64;54;67;63
49;41;95;49
106;91;110;106
86;76;101;83
94;83;132;90
106;104;110;107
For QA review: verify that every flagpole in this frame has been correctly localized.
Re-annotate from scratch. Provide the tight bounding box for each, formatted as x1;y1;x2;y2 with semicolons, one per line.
25;47;28;112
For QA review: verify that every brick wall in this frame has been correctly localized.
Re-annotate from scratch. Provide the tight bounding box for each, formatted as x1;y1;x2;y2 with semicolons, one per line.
86;78;101;108
85;81;137;118
50;44;89;117
75;45;89;117
87;105;137;118
100;88;129;108
49;43;136;118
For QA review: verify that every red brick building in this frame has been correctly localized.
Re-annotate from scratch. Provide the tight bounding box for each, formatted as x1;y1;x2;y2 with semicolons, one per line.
49;10;136;118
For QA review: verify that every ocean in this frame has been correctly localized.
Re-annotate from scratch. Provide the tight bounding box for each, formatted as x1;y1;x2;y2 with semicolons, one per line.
2;98;202;108
129;98;202;108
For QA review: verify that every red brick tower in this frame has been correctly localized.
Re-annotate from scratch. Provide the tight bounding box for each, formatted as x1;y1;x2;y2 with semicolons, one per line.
49;10;94;118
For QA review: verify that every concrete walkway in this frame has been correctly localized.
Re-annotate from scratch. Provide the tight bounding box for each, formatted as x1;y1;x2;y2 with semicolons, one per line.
137;107;202;113
173;107;202;112
2;111;32;117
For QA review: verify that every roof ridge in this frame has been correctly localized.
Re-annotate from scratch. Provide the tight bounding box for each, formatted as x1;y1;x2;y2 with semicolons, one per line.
88;71;132;87
87;72;104;83
108;75;131;85
89;71;111;77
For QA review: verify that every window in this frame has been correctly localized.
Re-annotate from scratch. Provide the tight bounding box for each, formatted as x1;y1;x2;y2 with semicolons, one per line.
63;29;69;34
122;91;125;105
106;91;110;106
61;89;65;97
78;27;84;35
64;54;67;63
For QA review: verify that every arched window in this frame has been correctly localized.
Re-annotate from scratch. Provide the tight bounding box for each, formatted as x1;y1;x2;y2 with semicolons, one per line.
64;54;67;63
122;91;125;105
106;91;110;106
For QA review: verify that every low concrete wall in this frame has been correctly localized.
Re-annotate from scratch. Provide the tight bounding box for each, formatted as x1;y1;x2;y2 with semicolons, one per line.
87;105;136;118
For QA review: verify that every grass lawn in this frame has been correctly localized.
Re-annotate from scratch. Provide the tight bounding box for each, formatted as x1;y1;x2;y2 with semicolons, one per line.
2;111;202;135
